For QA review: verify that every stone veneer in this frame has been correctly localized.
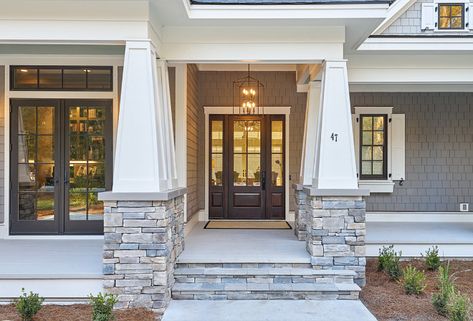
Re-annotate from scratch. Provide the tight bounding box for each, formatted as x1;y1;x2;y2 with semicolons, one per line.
294;188;308;241
295;188;366;287
103;196;184;314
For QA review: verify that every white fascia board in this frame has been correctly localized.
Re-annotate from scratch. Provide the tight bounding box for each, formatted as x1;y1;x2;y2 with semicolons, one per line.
182;0;389;20
162;26;344;61
0;0;149;21
0;20;150;44
371;0;417;35
347;54;473;85
358;37;473;51
350;83;473;92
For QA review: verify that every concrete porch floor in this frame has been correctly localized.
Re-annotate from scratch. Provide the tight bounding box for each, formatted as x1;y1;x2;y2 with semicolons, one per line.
178;222;310;263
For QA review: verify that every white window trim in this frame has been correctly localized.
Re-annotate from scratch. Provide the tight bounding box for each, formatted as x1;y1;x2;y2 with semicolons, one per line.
354;106;394;193
433;0;470;32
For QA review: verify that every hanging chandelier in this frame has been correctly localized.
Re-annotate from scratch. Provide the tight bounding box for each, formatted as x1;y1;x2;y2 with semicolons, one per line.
233;64;264;115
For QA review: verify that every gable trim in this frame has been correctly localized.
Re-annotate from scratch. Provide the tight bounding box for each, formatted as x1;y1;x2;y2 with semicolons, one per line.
372;0;417;35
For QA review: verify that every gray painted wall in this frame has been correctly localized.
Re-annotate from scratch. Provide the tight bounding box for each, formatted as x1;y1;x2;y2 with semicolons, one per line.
351;92;473;212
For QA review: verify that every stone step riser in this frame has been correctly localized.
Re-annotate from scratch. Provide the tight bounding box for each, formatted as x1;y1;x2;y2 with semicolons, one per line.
172;291;359;300
175;275;354;285
176;263;313;269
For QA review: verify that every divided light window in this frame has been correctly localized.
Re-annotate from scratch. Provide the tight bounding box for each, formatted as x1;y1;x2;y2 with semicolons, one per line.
360;115;387;180
438;3;465;29
11;66;113;91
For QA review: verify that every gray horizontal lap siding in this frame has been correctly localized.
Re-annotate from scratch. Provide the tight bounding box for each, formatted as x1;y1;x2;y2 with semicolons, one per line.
351;92;473;212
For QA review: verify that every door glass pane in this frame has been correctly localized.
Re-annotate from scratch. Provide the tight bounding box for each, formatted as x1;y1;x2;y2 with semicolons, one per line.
39;69;62;89
16;104;57;222
248;154;260;186
63;69;87;89
87;69;112;90
271;154;283;187
233;121;247;153
68;105;107;221
211;154;223;186
271;121;283;153
37;107;55;134
211;120;223;153
233;154;246;186
14;68;38;89
247;121;261;153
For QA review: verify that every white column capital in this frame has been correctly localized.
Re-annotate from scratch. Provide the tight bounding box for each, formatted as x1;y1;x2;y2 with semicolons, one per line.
311;59;359;190
109;40;178;194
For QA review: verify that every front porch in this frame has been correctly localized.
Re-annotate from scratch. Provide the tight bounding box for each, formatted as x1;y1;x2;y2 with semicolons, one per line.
1;219;471;301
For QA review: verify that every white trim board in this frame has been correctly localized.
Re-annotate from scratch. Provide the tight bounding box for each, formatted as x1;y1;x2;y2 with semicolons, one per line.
203;106;291;222
367;212;473;223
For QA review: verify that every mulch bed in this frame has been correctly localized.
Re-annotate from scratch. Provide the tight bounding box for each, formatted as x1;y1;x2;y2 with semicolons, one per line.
0;304;156;321
361;259;473;321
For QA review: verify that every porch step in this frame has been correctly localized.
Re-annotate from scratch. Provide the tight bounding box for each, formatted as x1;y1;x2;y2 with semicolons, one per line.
172;264;360;300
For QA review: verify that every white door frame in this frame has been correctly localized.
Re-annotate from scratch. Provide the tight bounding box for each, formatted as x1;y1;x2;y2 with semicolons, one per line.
203;106;291;222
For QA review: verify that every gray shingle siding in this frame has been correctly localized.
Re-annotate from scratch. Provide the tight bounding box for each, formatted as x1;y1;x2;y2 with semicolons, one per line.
381;0;473;36
351;92;473;212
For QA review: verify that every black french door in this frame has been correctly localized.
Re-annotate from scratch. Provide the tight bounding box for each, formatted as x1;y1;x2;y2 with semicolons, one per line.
209;114;285;220
10;99;113;235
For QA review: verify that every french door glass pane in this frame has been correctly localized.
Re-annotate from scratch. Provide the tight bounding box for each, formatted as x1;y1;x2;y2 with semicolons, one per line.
17;105;56;221
248;154;260;186
271;154;283;187
68;105;106;221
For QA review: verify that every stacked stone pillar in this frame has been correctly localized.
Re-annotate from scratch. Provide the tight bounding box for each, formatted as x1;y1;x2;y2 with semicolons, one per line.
293;184;308;241
102;195;184;314
304;191;366;286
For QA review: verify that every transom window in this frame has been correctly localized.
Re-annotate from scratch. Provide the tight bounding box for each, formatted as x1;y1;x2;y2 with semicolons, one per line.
438;3;464;29
360;115;387;180
11;66;113;91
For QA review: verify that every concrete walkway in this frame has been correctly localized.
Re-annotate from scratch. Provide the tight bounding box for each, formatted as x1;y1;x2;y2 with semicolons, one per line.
162;300;378;321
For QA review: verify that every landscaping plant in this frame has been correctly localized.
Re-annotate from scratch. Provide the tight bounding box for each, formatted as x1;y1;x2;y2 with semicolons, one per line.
432;263;455;316
377;245;396;271
423;245;441;271
402;265;426;295
378;246;403;281
15;288;44;321
89;293;118;321
448;290;472;321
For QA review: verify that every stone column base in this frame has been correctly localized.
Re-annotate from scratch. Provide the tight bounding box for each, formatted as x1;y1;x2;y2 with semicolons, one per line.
102;195;184;315
302;190;367;287
293;184;308;241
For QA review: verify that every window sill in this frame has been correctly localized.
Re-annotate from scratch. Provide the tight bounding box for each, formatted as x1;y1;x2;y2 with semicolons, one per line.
359;180;394;193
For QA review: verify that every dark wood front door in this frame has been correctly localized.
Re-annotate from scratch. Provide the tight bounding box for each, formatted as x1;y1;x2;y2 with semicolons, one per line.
209;114;285;220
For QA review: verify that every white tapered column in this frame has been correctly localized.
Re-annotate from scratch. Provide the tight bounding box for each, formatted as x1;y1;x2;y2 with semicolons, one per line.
300;81;321;186
312;60;358;190
111;40;178;194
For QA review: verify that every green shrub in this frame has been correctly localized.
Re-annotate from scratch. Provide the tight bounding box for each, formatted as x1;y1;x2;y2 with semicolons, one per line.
423;246;441;271
432;263;455;316
402;265;426;295
448;290;472;321
15;288;44;321
378;245;396;271
89;293;118;321
378;245;403;281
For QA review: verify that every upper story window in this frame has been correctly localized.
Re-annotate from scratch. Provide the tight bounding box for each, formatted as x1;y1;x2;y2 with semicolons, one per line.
438;3;465;29
360;115;387;180
11;66;113;91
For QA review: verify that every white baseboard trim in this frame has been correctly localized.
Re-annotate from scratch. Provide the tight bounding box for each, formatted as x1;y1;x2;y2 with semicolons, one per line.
185;210;203;237
367;212;473;223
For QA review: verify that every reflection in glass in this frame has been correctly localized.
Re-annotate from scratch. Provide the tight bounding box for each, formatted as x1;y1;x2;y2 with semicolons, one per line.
272;154;283;187
362;161;372;175
362;146;372;161
39;69;62;89
271;121;283;153
233;154;247;186
247;121;261;153
68;105;107;221
87;69;112;90
37;192;55;221
373;146;383;161
19;192;37;221
37;107;55;134
63;69;87;89
373;161;384;175
248;154;260;186
362;117;372;130
37;136;54;162
233;121;247;153
19;107;36;135
373;132;384;145
362;132;372;145
14;68;38;89
211;154;223;186
211;121;223;153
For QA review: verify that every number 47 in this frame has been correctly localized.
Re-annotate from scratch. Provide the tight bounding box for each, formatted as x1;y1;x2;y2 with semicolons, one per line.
331;133;338;142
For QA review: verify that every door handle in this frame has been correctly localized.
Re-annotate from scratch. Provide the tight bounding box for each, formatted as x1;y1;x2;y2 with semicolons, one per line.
261;171;266;190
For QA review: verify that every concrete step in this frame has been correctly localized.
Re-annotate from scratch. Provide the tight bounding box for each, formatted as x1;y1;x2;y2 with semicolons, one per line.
172;265;360;300
162;300;378;321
